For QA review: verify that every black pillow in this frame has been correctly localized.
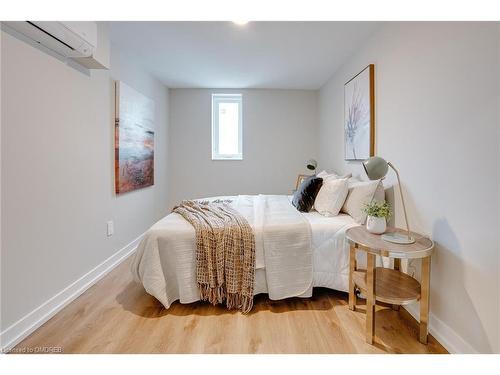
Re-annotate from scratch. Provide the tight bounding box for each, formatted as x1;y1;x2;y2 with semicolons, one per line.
292;176;323;212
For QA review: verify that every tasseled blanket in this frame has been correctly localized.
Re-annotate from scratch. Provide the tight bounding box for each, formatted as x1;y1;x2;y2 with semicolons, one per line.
172;200;255;313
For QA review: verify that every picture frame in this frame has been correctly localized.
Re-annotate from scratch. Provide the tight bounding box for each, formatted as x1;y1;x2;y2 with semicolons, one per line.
344;64;375;161
115;81;155;194
295;174;310;190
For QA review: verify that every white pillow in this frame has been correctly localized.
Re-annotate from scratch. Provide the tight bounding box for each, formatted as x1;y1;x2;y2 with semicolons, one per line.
347;176;385;201
373;181;385;202
316;170;335;179
339;172;353;179
341;179;383;224
314;178;349;217
317;170;352;181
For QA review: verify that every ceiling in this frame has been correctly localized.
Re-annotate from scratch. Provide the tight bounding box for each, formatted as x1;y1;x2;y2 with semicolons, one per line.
110;22;383;90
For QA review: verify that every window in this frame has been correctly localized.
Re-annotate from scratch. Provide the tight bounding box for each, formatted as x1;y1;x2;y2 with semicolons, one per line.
212;93;242;160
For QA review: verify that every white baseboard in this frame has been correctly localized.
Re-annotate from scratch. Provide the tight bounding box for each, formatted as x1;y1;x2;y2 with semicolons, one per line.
404;303;477;354
0;233;144;353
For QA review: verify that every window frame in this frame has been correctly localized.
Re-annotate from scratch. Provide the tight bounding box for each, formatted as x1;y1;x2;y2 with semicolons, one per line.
211;93;243;160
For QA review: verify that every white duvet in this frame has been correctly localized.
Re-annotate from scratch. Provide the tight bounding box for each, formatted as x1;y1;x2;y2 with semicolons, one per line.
131;194;359;309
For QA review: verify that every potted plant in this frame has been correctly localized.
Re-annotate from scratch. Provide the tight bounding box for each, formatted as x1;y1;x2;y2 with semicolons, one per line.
362;201;391;234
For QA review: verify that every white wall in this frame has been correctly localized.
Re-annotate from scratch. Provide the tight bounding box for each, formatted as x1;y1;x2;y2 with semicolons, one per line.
318;22;500;353
0;31;170;333
168;89;317;208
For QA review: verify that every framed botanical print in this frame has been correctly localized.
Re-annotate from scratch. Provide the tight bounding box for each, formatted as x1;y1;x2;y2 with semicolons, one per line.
344;64;375;161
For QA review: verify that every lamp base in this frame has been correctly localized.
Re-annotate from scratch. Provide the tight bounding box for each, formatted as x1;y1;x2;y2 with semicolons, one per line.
381;232;416;245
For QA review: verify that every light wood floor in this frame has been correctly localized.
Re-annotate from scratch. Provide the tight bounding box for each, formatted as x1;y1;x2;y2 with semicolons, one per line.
13;256;447;354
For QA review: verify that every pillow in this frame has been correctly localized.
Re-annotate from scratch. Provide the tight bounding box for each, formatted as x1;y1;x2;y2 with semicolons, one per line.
314;178;349;216
373;181;385;202
341;179;383;224
348;176;385;201
317;170;334;179
338;172;353;179
292;176;323;212
317;170;353;181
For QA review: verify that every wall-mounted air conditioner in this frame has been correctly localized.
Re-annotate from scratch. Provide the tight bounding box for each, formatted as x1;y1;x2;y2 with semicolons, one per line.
2;21;109;69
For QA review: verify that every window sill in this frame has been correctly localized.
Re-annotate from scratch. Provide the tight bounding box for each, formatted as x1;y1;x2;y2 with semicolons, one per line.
212;157;243;161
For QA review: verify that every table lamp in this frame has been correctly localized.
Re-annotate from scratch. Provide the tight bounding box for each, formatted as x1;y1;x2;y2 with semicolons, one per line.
362;156;415;244
306;159;317;175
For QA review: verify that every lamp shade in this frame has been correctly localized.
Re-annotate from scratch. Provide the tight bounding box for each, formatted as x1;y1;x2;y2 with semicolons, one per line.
363;156;389;180
306;159;317;171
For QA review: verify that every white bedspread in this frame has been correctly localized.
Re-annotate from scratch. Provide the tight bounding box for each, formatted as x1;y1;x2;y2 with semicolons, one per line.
131;195;316;309
302;210;359;291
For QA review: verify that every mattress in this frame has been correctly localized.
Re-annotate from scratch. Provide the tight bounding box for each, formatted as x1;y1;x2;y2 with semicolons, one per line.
303;210;359;292
252;210;359;296
131;195;360;308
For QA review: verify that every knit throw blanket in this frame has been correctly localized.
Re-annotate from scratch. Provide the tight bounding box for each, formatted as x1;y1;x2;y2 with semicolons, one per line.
172;200;256;313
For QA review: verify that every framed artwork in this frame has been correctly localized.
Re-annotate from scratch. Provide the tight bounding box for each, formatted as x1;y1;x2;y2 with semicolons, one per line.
115;81;155;194
344;64;375;161
295;174;310;190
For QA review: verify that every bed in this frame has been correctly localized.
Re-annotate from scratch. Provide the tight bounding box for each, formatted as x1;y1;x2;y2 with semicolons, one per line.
131;194;361;310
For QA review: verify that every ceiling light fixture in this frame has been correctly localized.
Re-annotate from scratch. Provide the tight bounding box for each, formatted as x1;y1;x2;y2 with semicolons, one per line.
232;21;249;26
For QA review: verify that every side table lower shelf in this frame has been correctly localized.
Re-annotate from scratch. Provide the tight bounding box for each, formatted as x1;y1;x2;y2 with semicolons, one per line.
352;268;421;305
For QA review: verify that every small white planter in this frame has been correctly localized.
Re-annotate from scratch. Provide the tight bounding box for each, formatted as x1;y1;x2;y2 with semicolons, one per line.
366;215;387;234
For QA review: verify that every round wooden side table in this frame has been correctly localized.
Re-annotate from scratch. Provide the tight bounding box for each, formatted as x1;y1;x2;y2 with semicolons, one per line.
346;226;434;345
